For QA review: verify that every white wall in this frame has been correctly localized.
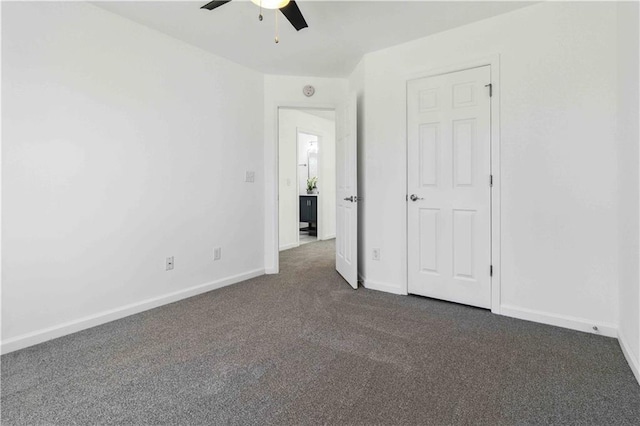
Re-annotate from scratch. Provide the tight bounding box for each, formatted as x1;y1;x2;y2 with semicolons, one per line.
278;109;300;251
278;109;336;250
358;2;619;334
616;1;640;382
1;2;265;352
264;75;347;272
316;113;336;241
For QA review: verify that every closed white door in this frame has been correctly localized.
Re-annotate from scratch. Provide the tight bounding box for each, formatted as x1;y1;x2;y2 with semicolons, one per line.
336;93;358;289
407;66;492;308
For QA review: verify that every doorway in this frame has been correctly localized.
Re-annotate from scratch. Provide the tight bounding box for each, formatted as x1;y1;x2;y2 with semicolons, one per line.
406;65;493;309
298;130;320;245
278;108;337;253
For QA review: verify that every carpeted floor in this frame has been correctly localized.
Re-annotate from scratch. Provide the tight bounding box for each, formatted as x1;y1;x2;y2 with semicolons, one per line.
2;239;639;425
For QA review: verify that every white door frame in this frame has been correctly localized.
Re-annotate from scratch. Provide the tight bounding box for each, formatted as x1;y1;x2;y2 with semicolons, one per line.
270;104;337;274
404;54;501;314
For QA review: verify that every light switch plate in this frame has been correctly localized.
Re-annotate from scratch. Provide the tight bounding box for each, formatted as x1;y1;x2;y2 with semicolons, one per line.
245;171;255;183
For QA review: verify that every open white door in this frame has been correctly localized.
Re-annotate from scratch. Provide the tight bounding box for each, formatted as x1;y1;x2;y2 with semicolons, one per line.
335;93;358;289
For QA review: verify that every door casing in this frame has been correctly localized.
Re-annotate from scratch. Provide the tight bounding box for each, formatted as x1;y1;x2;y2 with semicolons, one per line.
271;104;337;274
404;55;501;314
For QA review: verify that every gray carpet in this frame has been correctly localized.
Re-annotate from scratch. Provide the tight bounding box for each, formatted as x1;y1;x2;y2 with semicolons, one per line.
2;239;639;425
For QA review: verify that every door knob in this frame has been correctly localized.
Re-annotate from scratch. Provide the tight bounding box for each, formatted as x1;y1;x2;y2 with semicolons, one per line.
343;196;354;202
410;194;424;202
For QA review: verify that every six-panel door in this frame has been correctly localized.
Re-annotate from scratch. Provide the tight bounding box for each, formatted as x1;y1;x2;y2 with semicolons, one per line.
407;66;492;309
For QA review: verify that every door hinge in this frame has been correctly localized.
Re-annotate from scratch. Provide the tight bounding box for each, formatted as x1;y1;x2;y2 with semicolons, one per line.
406;194;408;202
485;83;493;97
490;174;493;187
490;265;493;277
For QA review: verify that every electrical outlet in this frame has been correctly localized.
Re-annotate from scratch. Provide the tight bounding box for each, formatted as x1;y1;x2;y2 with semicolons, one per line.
245;171;255;183
166;256;174;271
213;247;222;261
372;248;380;261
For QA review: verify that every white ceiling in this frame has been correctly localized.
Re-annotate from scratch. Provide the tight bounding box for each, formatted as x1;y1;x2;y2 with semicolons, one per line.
295;109;336;121
93;1;536;77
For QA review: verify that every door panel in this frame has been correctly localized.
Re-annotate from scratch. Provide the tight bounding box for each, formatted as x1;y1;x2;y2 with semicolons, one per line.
336;93;358;289
419;208;439;274
419;124;439;186
407;66;491;309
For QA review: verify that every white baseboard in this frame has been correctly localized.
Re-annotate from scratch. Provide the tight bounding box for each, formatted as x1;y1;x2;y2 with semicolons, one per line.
279;242;299;251
0;268;265;354
321;234;336;241
618;329;640;385
360;275;407;295
500;304;617;338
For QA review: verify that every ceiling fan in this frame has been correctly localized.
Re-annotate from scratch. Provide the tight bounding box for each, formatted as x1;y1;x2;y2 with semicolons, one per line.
201;0;308;43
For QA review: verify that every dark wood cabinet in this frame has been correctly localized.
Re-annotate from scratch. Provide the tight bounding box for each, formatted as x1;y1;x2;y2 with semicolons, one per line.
299;196;317;236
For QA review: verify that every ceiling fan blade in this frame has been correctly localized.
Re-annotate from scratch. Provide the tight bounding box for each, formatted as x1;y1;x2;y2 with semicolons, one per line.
280;1;308;31
201;1;232;11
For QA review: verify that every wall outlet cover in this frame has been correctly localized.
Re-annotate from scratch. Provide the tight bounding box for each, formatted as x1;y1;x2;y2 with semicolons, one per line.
372;249;380;261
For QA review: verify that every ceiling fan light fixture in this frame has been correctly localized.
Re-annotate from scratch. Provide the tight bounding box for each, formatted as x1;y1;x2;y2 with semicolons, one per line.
250;0;290;10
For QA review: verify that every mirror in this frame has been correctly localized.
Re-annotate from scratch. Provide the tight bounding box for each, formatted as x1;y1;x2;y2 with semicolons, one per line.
307;142;318;180
298;132;319;194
